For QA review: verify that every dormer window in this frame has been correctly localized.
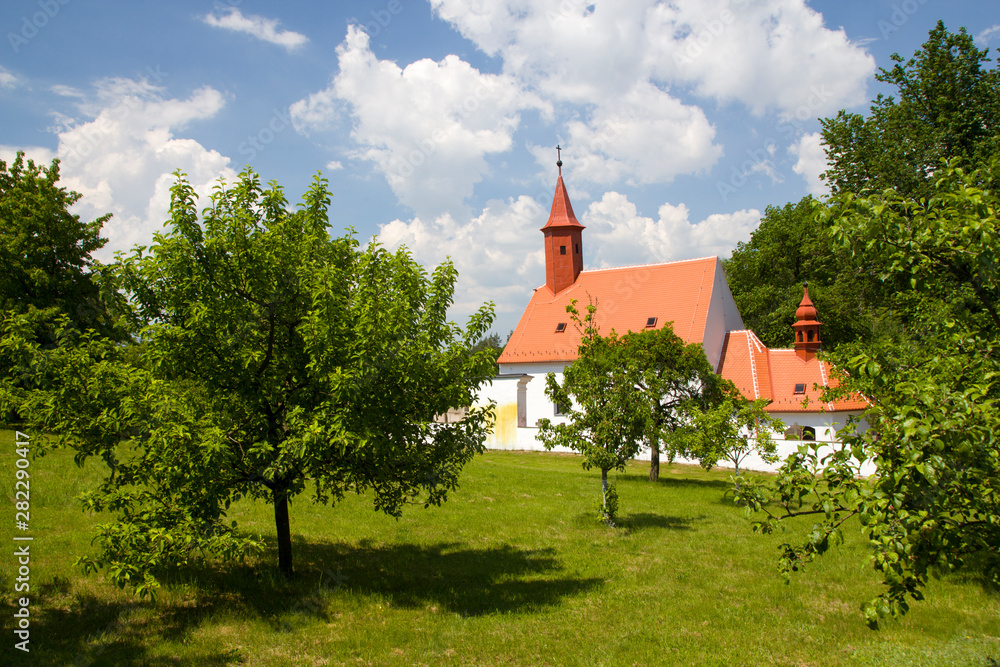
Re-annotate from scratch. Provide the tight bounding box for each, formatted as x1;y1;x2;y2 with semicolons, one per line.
645;317;657;328
555;322;567;333
793;383;806;395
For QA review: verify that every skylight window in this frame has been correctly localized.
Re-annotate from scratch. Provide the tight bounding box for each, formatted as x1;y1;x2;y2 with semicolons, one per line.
555;322;567;333
645;317;657;328
793;383;806;395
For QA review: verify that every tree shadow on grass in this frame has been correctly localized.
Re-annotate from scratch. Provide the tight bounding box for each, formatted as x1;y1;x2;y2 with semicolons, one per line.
28;590;246;666
614;472;732;491
946;550;1000;598
28;540;602;665
617;513;697;531
289;538;602;617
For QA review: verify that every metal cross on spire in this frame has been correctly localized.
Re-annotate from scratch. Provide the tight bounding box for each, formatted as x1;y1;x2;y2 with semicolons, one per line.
556;144;563;169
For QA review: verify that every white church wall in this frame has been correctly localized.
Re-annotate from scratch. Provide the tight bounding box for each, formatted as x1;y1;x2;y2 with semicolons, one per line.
478;373;872;474
765;410;874;476
673;410;872;475
476;365;575;453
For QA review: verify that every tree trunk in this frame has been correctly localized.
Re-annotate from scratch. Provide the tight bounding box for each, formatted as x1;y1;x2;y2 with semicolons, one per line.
649;439;660;482
601;468;609;516
273;486;294;577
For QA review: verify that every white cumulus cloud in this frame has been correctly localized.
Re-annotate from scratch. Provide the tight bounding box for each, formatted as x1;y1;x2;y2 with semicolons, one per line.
290;87;343;134
583;192;760;268
378;195;549;329
202;8;308;51
429;0;871;186
976;25;1000;46
646;0;873;116
789;131;829;196
559;80;721;185
36;79;236;260
430;0;873;116
0;145;55;167
294;26;548;220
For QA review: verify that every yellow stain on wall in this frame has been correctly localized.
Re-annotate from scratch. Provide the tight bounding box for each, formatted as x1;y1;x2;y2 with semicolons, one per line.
491;402;518;448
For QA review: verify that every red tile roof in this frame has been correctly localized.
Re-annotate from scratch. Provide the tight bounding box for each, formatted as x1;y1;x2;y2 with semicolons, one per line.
718;330;868;413
498;256;723;364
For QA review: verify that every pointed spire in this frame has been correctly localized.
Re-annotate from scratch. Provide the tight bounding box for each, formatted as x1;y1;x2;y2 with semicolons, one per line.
542;146;583;231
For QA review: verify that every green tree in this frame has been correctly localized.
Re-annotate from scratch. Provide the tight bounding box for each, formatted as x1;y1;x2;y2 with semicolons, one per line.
618;324;725;482
821;21;1000;199
681;391;782;482
724;196;907;351
2;169;497;595
727;23;999;353
0;152;120;423
0;152;113;333
736;158;1000;627
469;330;509;373
538;302;646;525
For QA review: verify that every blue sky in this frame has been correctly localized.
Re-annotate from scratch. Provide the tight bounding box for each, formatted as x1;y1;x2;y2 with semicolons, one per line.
1;0;996;335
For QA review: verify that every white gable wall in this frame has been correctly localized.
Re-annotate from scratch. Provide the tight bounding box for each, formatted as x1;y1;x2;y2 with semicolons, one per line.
702;260;746;372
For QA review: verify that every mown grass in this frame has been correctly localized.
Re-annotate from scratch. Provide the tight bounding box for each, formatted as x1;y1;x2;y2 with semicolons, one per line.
1;429;998;666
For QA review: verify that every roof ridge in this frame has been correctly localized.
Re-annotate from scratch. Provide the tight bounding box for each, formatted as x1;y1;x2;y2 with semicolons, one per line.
579;256;718;274
745;328;760;400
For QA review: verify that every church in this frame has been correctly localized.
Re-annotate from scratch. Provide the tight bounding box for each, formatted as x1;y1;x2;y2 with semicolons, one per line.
476;155;869;473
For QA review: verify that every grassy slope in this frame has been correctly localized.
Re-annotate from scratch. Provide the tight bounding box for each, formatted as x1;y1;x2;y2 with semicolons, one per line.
1;429;997;666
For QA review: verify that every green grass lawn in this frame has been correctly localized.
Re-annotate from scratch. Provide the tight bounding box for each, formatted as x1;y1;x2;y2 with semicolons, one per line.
1;429;998;666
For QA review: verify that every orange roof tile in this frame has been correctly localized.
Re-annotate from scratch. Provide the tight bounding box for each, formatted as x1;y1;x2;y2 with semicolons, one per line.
718;331;869;413
498;256;721;364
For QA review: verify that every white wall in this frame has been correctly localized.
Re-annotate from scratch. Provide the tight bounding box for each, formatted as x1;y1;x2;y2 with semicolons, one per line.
476;366;575;452
640;410;871;474
702;260;746;372
478;372;871;473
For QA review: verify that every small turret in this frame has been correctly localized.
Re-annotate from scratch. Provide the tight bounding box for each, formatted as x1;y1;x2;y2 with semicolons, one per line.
792;282;822;360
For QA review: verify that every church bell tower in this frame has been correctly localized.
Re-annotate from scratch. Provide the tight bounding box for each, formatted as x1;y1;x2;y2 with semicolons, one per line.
541;146;584;295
